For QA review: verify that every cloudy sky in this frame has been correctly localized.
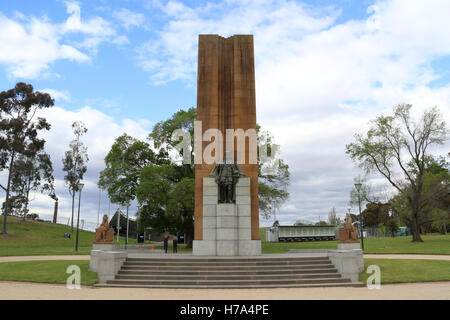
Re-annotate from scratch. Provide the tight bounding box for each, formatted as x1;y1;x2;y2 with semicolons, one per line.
0;0;449;231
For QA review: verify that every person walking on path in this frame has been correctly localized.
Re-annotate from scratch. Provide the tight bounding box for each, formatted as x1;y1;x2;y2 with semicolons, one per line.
173;237;178;253
163;234;169;254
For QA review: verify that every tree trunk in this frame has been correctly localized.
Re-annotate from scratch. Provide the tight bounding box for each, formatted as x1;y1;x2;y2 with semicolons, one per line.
70;191;75;233
411;213;423;242
2;152;15;235
22;187;31;222
185;232;193;249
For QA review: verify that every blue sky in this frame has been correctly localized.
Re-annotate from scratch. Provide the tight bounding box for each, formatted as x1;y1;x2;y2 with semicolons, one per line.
0;0;449;231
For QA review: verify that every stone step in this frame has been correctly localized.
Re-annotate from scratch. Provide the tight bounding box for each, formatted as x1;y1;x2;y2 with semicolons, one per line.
96;281;365;289
122;260;332;267
118;268;338;276
106;277;352;286
114;273;342;281
120;264;335;272
120;263;335;271
125;257;330;263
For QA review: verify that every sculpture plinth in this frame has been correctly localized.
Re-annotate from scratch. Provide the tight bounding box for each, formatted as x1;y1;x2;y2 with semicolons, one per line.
193;172;261;256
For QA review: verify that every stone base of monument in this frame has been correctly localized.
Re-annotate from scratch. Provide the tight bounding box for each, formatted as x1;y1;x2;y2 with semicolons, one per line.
92;243;115;251
338;242;361;250
90;244;117;272
193;177;261;256
96;251;127;284
328;249;364;282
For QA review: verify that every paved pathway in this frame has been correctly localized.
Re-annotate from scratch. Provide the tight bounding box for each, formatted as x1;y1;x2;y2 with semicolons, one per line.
364;254;450;261
0;255;90;263
0;281;448;300
1;253;449;263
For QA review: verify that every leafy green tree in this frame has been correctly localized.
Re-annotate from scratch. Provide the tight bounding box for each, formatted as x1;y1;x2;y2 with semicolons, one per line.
386;218;400;237
346;104;448;242
9;151;54;220
390;155;449;235
0;83;53;234
98;134;166;206
361;202;391;228
62;121;88;233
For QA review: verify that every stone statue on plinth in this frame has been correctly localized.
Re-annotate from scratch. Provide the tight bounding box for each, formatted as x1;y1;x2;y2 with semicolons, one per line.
339;214;359;242
94;214;114;244
210;163;243;203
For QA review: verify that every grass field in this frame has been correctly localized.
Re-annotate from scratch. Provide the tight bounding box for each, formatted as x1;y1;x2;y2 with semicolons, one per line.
0;260;98;286
360;258;450;284
0;216;137;256
1;216;449;256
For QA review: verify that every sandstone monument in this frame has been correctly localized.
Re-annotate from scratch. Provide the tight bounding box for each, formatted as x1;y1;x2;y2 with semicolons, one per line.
95;214;114;244
338;213;360;250
193;34;261;256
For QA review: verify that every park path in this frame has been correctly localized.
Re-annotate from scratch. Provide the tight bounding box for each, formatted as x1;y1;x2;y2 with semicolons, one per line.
0;280;448;300
0;255;90;263
363;254;450;261
1;253;449;263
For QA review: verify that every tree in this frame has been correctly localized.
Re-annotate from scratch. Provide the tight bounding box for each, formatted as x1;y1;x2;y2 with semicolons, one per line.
346;104;448;242
62;121;88;233
431;208;449;235
327;207;342;227
390;155;449;235
361;202;391;228
0;83;53;234
98;134;166;206
386;218;399;237
9;151;54;220
257;129;290;219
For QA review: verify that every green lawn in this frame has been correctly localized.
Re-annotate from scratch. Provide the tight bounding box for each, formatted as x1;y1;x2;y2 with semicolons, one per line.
0;216;137;256
360;258;450;284
0;260;98;286
1;217;448;256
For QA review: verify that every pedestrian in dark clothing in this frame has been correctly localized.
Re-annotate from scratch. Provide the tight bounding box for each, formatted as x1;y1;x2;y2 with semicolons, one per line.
173;237;178;253
163;234;169;254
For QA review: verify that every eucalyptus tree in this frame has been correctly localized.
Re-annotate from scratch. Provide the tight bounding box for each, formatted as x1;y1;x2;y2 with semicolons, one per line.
62;121;88;232
346;104;448;242
0;83;53;234
10;151;54;220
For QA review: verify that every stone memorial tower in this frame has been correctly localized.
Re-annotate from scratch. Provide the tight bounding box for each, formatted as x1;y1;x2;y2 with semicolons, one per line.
193;34;261;256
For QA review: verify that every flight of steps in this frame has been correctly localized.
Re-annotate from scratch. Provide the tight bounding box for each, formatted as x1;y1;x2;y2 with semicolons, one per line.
99;256;364;288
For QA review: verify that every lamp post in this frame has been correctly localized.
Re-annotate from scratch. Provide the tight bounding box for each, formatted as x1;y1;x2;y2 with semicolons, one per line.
354;183;364;251
75;183;84;253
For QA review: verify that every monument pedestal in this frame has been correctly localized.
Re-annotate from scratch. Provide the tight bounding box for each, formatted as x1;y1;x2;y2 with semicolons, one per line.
338;242;361;250
193;177;261;256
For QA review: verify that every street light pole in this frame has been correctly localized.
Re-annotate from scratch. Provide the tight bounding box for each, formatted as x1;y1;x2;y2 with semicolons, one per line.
126;203;129;249
75;183;84;253
354;183;364;251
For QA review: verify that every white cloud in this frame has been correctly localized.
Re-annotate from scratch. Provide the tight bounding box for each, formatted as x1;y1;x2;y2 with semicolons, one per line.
0;1;127;79
40;88;71;102
113;8;145;30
